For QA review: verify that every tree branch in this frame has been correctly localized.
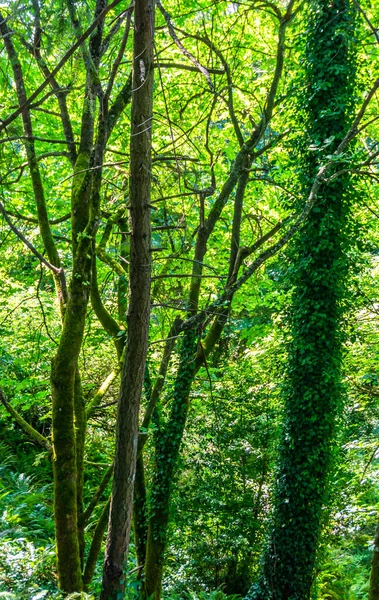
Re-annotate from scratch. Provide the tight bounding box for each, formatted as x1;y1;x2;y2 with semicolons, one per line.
0;0;126;133
79;464;113;527
0;388;51;451
87;367;122;419
156;0;213;90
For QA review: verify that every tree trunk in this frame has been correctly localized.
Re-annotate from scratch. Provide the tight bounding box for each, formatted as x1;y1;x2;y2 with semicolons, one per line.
101;0;154;596
51;256;92;592
133;455;148;571
370;523;379;599
144;330;198;599
142;168;251;599
247;1;357;598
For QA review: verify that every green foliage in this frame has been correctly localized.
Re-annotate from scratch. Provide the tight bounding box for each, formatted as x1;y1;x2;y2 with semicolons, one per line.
314;547;370;599
0;438;55;597
248;0;364;597
1;0;379;597
162;591;240;600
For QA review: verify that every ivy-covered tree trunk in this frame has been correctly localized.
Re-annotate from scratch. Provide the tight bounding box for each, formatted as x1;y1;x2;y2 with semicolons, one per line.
143;192;213;599
144;329;198;599
140;8;298;594
247;1;357;598
101;0;154;596
142;173;253;599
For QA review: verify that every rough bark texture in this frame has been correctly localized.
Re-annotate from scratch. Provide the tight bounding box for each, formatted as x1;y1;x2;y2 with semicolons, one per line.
133;455;148;569
101;0;154;596
370;523;379;600
50;72;97;589
51;266;91;592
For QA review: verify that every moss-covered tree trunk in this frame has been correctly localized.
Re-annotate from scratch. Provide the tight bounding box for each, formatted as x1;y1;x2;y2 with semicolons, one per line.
143;190;212;599
51;249;92;592
0;10;86;592
100;0;154;596
247;1;357;598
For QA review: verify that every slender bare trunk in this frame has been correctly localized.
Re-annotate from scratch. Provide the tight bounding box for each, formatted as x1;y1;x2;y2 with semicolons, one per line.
101;0;154;596
370;524;379;599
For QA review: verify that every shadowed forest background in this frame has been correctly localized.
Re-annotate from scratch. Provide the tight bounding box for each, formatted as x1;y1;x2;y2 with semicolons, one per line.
2;0;379;598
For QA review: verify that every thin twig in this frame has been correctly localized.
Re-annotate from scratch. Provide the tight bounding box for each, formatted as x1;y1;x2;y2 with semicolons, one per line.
0;0;128;132
156;0;213;90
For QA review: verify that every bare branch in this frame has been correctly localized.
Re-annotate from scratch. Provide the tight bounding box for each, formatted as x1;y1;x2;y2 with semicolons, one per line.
352;0;379;43
105;4;133;101
79;463;113;526
155;61;224;75
0;0;126;133
156;0;213;90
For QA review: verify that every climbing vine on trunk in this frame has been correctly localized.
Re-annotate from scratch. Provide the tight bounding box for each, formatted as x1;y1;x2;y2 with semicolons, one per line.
247;0;358;597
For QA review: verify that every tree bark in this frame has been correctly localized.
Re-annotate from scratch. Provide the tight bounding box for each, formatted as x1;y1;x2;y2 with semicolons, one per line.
51;251;92;592
370;523;379;599
101;0;154;596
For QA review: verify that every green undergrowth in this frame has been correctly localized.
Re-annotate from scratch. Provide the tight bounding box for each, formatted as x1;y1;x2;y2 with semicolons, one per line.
0;421;376;599
0;428;241;599
0;590;240;599
0;432;56;598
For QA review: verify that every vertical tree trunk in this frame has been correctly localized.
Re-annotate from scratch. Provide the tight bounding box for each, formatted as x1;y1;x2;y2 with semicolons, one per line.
144;330;198;599
75;370;87;567
101;0;154;596
247;1;357;598
133;455;148;570
51;253;92;592
143;194;211;599
370;523;379;599
142;168;252;600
